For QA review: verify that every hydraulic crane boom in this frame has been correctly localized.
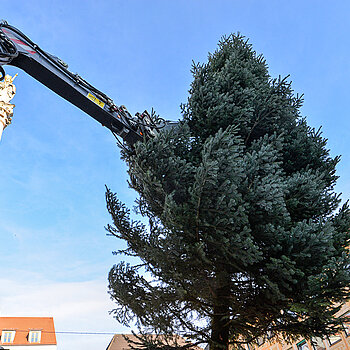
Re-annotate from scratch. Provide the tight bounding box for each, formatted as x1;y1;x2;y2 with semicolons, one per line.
0;20;172;145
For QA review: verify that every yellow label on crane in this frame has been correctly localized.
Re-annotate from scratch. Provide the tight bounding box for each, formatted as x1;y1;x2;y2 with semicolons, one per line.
87;93;105;108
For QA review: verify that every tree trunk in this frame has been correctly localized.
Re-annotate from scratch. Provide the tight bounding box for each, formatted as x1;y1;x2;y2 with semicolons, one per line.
210;283;230;350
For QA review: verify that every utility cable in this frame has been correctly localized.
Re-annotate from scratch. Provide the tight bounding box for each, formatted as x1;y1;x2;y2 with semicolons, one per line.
2;329;117;336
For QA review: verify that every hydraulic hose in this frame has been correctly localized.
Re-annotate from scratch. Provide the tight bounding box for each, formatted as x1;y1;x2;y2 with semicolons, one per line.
0;66;5;81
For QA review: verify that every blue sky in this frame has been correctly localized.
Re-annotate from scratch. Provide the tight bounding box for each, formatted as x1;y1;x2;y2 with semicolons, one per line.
1;1;350;349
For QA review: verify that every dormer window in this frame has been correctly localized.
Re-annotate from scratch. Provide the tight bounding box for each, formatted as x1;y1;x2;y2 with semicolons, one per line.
29;330;41;343
2;330;16;343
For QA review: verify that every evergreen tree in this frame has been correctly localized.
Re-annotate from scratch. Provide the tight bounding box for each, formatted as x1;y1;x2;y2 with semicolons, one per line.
106;34;350;350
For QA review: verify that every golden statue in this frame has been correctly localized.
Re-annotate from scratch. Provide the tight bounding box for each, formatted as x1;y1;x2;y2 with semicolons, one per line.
0;73;17;140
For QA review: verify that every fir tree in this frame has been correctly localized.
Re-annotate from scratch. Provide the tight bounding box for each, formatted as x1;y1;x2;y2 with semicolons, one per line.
106;34;350;350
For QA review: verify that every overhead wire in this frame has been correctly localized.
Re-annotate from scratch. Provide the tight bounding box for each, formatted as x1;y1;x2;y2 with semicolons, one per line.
2;328;117;336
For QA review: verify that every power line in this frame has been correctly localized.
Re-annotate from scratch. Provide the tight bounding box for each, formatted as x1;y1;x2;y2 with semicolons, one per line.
1;329;117;336
56;331;116;335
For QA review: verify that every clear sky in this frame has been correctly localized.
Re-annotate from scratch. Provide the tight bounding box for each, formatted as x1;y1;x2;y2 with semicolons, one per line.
1;1;350;349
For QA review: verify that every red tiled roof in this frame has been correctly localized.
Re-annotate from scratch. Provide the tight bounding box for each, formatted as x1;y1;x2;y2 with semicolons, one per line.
0;317;56;345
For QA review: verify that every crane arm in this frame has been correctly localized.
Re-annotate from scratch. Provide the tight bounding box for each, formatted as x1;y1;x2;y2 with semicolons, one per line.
0;21;170;145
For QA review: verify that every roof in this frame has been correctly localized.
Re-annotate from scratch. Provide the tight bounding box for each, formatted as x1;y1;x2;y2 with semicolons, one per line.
0;317;57;346
106;334;201;350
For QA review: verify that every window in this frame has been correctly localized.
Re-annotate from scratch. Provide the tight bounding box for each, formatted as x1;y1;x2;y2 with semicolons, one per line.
311;337;326;350
29;330;41;343
297;340;310;350
267;331;274;339
257;337;264;346
342;312;350;336
2;330;15;343
344;323;350;337
327;334;342;346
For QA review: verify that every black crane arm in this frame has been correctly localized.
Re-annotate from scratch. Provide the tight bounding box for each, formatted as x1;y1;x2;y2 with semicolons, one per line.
0;21;171;145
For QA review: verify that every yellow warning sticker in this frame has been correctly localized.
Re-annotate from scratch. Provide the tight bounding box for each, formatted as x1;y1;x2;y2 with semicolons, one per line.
87;93;105;108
